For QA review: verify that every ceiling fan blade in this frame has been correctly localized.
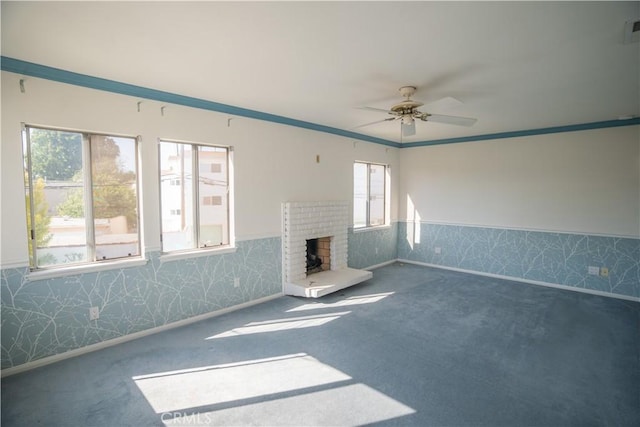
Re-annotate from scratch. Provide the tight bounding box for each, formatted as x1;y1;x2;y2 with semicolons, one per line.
356;106;393;114
353;117;396;130
423;96;463;111
402;120;416;137
424;113;477;127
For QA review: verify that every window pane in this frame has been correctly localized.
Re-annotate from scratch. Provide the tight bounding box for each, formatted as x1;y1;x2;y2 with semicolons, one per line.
91;135;140;260
160;142;195;251
369;164;385;226
353;163;368;228
198;146;228;247
26;128;87;267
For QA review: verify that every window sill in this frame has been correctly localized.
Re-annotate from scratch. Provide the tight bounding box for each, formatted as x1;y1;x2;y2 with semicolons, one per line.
26;257;148;282
352;224;392;233
159;246;237;264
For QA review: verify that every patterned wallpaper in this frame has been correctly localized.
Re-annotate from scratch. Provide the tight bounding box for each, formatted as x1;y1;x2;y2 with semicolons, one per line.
397;222;640;299
2;223;638;371
348;224;398;269
1;238;281;370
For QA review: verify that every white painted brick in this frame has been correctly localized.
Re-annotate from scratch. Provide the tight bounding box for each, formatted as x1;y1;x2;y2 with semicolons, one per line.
283;201;350;283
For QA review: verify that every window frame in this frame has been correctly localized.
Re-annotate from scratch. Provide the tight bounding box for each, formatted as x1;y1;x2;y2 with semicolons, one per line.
158;138;233;254
22;124;142;271
353;161;389;229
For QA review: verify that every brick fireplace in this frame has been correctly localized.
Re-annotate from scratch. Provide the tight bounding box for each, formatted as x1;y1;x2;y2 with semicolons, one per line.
282;201;372;298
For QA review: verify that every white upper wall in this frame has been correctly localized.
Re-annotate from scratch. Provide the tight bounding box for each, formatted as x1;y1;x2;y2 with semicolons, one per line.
399;126;640;237
0;72;399;267
2;70;638;270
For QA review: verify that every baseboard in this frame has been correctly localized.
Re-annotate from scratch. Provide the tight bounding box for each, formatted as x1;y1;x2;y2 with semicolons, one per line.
363;259;397;271
397;259;640;303
1;293;283;378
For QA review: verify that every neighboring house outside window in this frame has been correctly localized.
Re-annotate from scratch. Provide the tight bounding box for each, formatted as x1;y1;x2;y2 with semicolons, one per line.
202;195;223;206
159;140;232;252
22;125;141;269
353;161;388;228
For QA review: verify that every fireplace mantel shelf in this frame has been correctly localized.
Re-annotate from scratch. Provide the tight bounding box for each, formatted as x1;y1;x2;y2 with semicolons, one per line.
284;268;373;298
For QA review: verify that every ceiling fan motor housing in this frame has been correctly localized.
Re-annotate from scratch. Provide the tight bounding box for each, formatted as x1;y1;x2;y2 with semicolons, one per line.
390;100;424;115
391;86;424;116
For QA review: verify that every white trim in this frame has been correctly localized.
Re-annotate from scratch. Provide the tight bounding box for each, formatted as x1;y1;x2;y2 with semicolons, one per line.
0;293;282;378
362;259;397;271
0;260;29;270
26;257;148;282
352;224;392;234
159;245;237;264
236;232;281;242
397;259;640;303
1;235;279;271
397;220;640;240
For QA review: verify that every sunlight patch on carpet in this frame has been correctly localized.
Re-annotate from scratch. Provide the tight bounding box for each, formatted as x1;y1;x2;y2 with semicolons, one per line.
287;292;394;312
204;311;350;339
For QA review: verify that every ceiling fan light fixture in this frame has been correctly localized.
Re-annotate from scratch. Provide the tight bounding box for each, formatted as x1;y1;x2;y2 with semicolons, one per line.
402;116;414;125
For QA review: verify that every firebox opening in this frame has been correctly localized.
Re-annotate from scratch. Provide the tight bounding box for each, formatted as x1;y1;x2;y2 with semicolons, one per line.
306;236;331;276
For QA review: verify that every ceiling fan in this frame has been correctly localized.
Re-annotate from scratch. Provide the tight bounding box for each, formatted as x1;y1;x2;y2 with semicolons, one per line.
356;86;477;138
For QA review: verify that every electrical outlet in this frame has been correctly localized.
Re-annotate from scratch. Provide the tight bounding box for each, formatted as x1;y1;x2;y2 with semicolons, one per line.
375;247;379;255
434;247;441;254
587;266;600;276
89;306;99;321
234;278;240;288
600;267;609;277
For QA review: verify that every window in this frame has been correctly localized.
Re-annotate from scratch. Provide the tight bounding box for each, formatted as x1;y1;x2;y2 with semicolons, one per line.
23;125;140;269
353;162;387;228
159;140;231;252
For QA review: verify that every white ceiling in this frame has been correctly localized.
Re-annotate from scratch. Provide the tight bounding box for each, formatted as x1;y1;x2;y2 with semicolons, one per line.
2;1;639;144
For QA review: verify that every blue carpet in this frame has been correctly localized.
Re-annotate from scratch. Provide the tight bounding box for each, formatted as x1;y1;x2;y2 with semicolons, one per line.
2;262;639;426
